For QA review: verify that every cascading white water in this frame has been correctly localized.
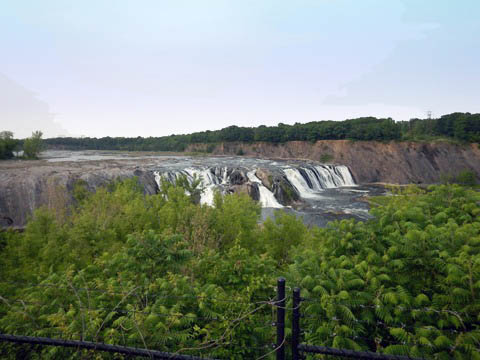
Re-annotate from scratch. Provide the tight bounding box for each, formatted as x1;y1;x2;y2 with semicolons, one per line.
334;165;356;186
303;167;323;190
313;166;340;188
154;163;356;206
154;167;226;206
282;168;321;199
222;167;228;184
246;171;283;208
282;165;356;199
184;168;222;206
155;166;284;208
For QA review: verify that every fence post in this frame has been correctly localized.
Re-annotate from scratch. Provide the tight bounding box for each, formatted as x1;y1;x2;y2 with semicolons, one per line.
292;287;301;360
276;277;286;360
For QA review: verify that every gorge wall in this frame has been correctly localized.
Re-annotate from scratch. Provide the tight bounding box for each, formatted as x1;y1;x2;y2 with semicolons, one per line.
187;140;480;184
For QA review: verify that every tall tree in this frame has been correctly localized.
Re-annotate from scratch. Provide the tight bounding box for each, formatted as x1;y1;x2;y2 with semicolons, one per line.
0;131;19;159
23;130;44;159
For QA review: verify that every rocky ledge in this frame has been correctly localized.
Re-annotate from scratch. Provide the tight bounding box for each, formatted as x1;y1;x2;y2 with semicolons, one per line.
0;158;298;228
0;159;158;228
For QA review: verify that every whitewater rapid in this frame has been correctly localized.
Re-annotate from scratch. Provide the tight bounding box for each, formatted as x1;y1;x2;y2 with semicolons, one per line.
154;163;356;207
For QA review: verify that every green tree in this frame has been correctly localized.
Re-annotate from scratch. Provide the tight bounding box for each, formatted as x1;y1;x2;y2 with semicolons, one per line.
0;131;19;159
260;210;308;266
23;130;44;159
174;174;204;204
456;169;477;186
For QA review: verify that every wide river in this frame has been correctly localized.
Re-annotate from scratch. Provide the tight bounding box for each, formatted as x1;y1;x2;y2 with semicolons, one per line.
41;150;387;227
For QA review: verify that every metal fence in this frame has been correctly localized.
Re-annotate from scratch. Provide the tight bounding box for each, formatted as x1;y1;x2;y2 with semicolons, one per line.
0;333;218;359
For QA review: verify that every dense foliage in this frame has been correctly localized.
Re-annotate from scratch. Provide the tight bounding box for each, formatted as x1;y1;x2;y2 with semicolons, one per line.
0;130;44;160
23;131;45;159
44;112;480;152
0;131;19;160
0;180;479;359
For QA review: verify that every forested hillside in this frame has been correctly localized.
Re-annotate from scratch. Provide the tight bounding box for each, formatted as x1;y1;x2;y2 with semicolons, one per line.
1;179;479;359
44;112;480;152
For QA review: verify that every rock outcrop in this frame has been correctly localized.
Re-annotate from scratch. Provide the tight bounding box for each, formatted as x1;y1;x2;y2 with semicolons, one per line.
255;168;273;189
230;183;260;201
255;168;300;206
0;159;158;228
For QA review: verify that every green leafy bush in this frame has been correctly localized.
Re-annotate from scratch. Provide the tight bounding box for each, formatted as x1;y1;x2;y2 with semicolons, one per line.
456;170;477;186
320;153;334;163
0;181;479;359
23;131;44;159
0;131;19;160
440;169;478;186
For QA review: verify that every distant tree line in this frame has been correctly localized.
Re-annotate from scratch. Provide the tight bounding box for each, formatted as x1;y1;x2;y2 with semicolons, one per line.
44;112;480;152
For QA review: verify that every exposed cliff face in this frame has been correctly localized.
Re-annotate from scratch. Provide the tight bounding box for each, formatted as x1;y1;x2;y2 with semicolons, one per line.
187;141;480;184
0;159;158;228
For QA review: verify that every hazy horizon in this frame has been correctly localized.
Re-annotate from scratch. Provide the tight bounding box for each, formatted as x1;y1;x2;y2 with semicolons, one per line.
1;0;479;138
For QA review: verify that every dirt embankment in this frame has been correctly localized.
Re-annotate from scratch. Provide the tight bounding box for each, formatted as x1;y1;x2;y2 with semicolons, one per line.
187;140;480;184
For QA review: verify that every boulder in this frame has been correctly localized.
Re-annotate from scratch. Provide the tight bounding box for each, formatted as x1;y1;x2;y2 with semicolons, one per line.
255;168;273;190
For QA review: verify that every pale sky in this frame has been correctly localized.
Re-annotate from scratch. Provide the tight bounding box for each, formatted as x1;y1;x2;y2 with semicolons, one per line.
1;0;479;138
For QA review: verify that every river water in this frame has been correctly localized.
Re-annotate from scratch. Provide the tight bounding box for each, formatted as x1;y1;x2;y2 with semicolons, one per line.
41;150;386;227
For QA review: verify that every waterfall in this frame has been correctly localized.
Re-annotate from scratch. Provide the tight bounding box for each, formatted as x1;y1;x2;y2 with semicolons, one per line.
154;167;226;206
154;163;356;206
246;171;283;208
154;166;284;208
282;165;356;199
334;165;356;186
282;168;320;199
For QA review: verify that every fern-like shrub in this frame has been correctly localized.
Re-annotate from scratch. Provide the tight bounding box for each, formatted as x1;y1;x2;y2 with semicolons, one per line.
0;181;479;359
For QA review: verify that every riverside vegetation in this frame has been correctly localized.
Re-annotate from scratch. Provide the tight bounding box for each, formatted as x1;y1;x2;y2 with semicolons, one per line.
0;179;479;359
0;131;44;160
